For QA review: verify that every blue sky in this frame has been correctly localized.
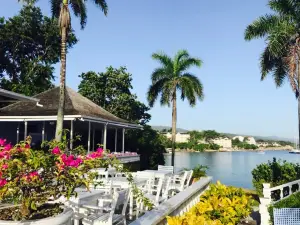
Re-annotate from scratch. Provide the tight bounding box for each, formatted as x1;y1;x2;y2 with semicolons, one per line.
1;0;297;138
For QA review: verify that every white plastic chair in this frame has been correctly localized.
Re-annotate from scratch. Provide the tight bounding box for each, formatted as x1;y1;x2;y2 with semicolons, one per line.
168;171;189;193
82;188;130;225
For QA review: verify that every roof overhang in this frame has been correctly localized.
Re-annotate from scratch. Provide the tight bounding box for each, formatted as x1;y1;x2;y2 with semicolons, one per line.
0;88;42;107
0;115;142;129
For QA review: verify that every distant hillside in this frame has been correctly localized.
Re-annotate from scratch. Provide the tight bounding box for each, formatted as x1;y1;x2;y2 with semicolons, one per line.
151;126;189;133
151;126;293;143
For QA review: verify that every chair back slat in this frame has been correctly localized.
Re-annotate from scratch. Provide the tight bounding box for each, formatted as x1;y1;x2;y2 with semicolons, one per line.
158;165;174;174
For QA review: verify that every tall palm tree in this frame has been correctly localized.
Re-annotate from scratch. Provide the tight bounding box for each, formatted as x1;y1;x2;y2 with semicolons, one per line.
147;50;204;166
49;0;108;141
245;0;300;143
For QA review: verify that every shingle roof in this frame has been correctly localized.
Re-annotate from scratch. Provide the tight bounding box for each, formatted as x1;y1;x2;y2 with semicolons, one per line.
0;87;130;124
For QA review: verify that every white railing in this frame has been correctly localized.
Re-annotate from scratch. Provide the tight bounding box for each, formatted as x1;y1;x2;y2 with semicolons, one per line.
129;176;212;225
260;179;300;225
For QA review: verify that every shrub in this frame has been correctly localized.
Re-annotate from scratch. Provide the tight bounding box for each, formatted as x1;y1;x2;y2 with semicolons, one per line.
268;192;300;225
209;143;221;150
192;164;208;181
0;136;122;221
252;158;300;197
167;182;253;225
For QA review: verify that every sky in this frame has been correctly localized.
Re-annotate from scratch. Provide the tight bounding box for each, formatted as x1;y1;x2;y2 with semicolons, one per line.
1;0;297;139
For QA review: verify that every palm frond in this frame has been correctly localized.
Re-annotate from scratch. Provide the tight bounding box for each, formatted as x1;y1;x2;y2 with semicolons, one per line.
50;0;61;18
93;0;108;16
147;78;170;107
179;73;204;106
151;68;171;83
152;52;173;69
160;81;175;106
269;0;298;18
245;14;281;40
177;57;202;74
174;50;189;73
286;43;299;94
260;46;276;80
70;0;87;29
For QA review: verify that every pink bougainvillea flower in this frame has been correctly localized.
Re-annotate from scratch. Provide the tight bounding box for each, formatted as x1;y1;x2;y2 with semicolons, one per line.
0;178;7;187
69;158;83;168
3;144;12;151
0;139;6;146
52;146;61;155
1;164;8;170
0;151;10;160
24;143;30;149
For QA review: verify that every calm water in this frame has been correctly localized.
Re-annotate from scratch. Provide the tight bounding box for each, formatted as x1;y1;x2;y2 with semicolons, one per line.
165;151;300;189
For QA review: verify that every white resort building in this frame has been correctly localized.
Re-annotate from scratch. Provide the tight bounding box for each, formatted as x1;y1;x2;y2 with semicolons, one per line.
164;132;190;143
212;137;232;149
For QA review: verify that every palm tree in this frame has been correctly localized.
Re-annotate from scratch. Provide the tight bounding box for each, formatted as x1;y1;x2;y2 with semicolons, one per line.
245;0;300;143
49;0;108;141
147;50;204;166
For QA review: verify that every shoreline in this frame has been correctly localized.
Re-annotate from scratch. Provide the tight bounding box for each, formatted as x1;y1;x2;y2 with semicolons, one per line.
165;146;292;153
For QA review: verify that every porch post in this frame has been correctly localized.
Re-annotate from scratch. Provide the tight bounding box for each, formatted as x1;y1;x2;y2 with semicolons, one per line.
101;129;104;145
88;121;91;154
92;127;95;151
122;128;125;153
70;120;73;150
103;123;107;151
16;123;19;143
114;128;118;152
42;121;45;142
24;121;28;141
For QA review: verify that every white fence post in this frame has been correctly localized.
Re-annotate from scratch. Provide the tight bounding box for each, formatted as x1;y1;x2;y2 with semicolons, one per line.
260;183;272;225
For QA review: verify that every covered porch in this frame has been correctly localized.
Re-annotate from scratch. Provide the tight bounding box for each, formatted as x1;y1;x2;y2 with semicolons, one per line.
0;87;141;162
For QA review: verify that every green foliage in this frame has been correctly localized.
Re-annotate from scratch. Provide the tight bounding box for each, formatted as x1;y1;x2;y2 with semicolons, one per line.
268;192;300;225
0;5;77;97
252;158;300;197
232;139;258;150
244;0;300;97
78;67;151;125
192;164;208;180
167;182;253;225
126;125;165;170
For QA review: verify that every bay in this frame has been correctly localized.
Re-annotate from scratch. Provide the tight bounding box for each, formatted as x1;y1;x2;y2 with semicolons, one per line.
164;150;300;189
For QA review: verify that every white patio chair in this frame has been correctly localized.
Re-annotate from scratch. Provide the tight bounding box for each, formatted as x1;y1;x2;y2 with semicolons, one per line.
158;165;174;174
168;170;189;193
185;170;193;188
82;188;130;225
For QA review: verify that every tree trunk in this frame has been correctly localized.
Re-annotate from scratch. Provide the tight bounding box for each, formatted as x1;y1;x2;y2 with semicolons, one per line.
171;92;177;167
55;27;67;141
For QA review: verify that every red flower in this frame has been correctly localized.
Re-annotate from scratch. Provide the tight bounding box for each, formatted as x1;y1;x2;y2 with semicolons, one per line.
52;146;61;155
0;178;7;187
24;143;30;149
3;144;12;151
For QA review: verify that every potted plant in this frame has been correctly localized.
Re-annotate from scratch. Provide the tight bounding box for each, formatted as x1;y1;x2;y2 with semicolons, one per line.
0;136;117;224
191;164;208;183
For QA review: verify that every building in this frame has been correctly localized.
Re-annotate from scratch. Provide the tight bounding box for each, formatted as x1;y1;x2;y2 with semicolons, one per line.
212;137;232;149
0;87;141;155
164;132;190;143
245;137;257;145
257;142;269;147
232;136;244;142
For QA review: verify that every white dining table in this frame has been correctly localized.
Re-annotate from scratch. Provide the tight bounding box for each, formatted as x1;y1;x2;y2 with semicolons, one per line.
140;170;172;179
90;167;117;178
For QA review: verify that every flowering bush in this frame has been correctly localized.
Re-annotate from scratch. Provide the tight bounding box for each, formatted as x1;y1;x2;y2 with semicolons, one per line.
0;136;119;221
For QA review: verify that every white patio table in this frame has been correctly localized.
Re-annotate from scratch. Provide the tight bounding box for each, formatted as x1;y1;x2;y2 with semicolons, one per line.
140;170;172;179
90;167;117;178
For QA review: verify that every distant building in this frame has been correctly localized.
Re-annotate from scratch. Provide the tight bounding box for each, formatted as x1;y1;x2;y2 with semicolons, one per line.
164;132;190;143
212;137;232;149
257;142;269;147
245;137;257;145
232;136;244;142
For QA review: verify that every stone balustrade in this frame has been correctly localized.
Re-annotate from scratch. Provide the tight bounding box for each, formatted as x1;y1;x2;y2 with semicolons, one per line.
129;176;212;225
260;179;300;225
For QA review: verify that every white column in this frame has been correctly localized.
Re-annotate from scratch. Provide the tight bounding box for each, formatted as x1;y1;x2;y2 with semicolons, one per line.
101;129;104;145
42;121;45;142
88;121;91;154
24;121;28;141
122;128;125;153
16;124;19;143
114;128;118;152
103;124;107;151
70;120;74;150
